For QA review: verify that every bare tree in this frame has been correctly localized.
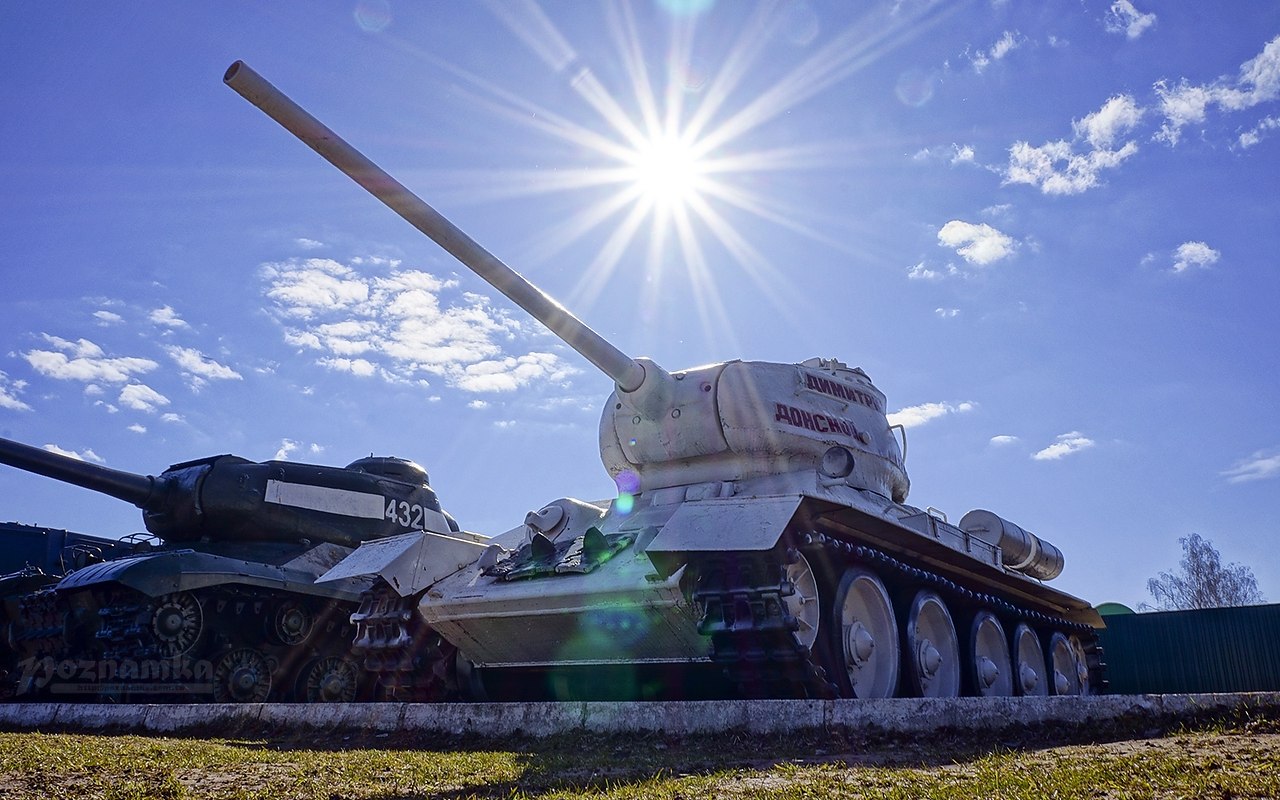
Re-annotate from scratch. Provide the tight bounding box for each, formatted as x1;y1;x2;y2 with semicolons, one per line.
1146;533;1265;610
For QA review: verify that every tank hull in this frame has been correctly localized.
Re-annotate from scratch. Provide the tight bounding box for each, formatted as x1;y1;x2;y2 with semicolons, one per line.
332;475;1102;701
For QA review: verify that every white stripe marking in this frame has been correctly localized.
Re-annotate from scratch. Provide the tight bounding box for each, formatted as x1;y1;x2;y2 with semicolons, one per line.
264;480;385;519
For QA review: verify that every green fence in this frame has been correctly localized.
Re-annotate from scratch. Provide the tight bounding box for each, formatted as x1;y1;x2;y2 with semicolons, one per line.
1098;603;1280;694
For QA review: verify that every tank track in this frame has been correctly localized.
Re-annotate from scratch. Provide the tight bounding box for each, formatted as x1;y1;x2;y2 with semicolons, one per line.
350;581;459;701
695;531;1105;699
694;552;836;699
5;585;362;702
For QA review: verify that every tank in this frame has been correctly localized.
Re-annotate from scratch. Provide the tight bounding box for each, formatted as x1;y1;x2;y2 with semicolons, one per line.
0;437;463;702
226;61;1105;702
0;522;134;700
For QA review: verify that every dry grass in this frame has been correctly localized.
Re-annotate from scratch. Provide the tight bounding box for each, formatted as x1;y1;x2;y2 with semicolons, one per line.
1;714;1278;799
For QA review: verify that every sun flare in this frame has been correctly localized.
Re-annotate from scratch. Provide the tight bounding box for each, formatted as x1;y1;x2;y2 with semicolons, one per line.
625;132;706;213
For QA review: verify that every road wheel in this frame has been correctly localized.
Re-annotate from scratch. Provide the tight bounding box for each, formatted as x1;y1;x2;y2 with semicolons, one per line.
1012;623;1047;696
967;610;1013;697
212;647;272;703
903;590;961;697
827;567;898;698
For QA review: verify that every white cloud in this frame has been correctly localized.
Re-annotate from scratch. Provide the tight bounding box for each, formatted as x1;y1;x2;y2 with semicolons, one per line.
262;257;576;393
1032;431;1095;461
982;203;1012;219
149;305;190;329
42;444;105;464
937;221;1017;266
468;400;490;410
989;435;1020;446
971;31;1022;74
935;308;959;318
1239;115;1280;148
1156;35;1280;145
160;413;183;424
906;262;943;281
274;439;299;461
24;335;158;384
1104;1;1156;40
127;424;147;434
0;371;31;411
295;238;325;250
165;346;243;387
887;401;975;429
1222;450;1280;483
1074;95;1145;149
118;383;170;413
911;144;978;165
1171;241;1220;273
1004;95;1142;195
93;310;124;325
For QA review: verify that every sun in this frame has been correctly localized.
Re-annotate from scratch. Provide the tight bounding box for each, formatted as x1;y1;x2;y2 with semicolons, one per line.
625;131;707;214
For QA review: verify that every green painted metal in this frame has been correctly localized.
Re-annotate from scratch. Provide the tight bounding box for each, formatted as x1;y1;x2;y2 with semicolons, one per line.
1099;603;1280;694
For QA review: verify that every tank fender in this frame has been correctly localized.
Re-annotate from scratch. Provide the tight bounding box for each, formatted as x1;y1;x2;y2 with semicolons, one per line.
317;530;490;598
53;549;363;601
643;495;804;577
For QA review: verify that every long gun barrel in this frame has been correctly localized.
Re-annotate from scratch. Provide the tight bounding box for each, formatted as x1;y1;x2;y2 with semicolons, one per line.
0;436;158;509
223;61;647;394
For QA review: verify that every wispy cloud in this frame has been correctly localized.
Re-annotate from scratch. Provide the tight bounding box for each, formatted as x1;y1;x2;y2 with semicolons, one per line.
149;305;190;330
93;310;123;326
1170;241;1221;273
23;335;158;384
118;383;170;413
887;401;975;429
42;444;104;463
164;346;243;390
1238;115;1280;148
1155;34;1280;145
912;143;977;165
1004;95;1143;195
1104;1;1157;40
1032;431;1095;461
934;308;959;318
937;221;1017;266
0;371;31;411
989;435;1020;446
1222;450;1280;483
262;257;576;393
970;31;1022;74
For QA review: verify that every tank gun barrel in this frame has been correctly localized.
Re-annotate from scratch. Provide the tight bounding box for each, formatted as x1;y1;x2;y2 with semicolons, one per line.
223;60;646;393
0;436;158;509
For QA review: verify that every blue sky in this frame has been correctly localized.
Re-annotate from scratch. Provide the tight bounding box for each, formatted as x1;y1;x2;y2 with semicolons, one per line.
1;1;1277;611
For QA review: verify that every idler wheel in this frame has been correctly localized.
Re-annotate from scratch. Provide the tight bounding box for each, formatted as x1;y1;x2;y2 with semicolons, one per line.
782;552;821;651
904;590;960;697
1047;631;1091;696
1012;623;1047;696
150;592;203;657
271;600;314;646
827;567;898;698
212;648;273;703
299;655;361;703
967;610;1013;697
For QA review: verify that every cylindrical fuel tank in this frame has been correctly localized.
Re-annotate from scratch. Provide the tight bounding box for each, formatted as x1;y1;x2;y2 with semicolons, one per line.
958;509;1064;581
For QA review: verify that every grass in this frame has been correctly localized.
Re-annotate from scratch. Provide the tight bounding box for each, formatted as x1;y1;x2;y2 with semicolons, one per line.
1;714;1278;799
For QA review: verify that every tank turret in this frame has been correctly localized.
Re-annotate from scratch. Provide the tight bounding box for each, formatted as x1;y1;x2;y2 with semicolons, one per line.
227;61;1103;703
0;436;451;548
223;61;909;504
